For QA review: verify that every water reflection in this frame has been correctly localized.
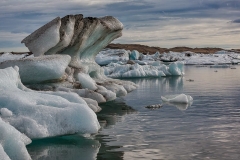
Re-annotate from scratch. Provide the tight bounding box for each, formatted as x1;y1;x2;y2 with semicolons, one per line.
96;99;137;160
27;135;100;160
128;76;184;93
162;101;193;111
97;98;137;128
27;99;136;160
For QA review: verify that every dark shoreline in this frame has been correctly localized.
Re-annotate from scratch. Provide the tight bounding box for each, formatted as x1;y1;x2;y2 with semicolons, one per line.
106;43;240;54
1;44;240;55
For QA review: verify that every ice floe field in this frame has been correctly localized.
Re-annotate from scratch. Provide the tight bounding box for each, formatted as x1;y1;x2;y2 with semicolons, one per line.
0;13;240;160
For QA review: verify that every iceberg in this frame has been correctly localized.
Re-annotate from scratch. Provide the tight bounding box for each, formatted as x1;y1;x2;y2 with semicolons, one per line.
0;67;100;139
129;50;140;60
104;62;184;78
20;14;137;101
95;49;130;66
161;94;193;104
96;49;240;66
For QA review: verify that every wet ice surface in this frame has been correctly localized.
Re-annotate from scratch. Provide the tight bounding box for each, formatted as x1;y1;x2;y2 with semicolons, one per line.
27;65;240;160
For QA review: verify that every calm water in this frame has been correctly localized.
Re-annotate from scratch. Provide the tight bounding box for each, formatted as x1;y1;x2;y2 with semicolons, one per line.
27;65;240;160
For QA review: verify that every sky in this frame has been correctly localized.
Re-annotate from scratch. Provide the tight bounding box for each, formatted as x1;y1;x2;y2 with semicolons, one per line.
0;0;240;52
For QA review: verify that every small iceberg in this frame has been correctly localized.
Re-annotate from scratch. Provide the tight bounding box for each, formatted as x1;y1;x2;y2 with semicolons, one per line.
161;94;193;104
161;94;193;110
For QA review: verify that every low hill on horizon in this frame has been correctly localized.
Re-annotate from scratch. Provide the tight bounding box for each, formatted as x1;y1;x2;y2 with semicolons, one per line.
106;43;240;54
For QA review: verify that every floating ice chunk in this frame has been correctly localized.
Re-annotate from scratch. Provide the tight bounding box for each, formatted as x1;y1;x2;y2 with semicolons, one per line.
0;117;32;160
161;94;193;104
96;49;129;66
129;50;140;60
0;67;100;139
104;62;184;78
0;108;13;118
168;62;184;75
145;104;162;109
77;73;97;90
0;55;71;84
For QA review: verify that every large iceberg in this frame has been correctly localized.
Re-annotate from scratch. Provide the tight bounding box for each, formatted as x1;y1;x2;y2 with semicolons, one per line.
0;67;100;139
20;14;137;101
0;14;140;160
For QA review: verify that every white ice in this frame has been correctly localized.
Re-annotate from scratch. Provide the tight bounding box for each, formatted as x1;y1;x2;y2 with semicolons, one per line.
160;51;240;65
0;55;71;84
0;108;13;118
161;94;193;104
21;17;61;57
0;117;32;160
104;62;184;78
0;67;100;139
129;50;140;60
95;49;240;66
77;73;98;90
95;49;129;66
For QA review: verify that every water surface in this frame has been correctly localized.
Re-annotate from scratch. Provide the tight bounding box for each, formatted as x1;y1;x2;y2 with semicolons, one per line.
28;65;240;160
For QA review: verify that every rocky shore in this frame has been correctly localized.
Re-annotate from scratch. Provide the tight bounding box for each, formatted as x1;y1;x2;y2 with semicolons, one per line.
2;44;239;55
106;43;240;54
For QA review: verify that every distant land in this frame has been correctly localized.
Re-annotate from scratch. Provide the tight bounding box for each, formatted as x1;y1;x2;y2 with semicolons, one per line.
1;44;240;55
106;43;240;54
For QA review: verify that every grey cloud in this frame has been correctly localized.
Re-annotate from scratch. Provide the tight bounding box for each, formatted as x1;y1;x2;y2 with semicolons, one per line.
1;0;240;51
232;19;240;23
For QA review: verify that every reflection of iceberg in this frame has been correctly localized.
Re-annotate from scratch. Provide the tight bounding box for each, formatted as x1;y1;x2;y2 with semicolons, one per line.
27;135;100;160
161;94;193;104
209;64;230;68
161;94;193;110
162;101;193;110
97;99;137;127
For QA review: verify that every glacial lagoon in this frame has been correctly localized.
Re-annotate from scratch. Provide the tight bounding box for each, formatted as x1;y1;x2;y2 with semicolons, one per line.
27;65;240;160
